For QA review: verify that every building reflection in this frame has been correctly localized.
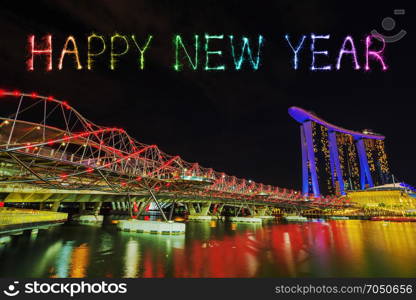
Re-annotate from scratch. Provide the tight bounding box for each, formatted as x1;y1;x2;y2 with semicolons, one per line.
69;243;90;278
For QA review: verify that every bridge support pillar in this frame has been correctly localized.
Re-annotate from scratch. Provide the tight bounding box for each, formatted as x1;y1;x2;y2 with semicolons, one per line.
51;201;60;212
209;204;225;221
71;201;103;225
250;206;274;220
217;204;225;214
39;201;60;212
79;202;86;214
187;203;197;215
188;202;213;221
93;202;102;215
212;204;225;217
136;201;146;216
199;202;211;216
125;201;132;212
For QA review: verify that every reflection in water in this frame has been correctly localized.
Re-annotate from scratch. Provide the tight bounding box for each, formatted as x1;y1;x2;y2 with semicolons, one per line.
0;220;416;277
55;241;74;278
33;241;63;278
124;239;140;278
283;232;296;277
70;243;90;278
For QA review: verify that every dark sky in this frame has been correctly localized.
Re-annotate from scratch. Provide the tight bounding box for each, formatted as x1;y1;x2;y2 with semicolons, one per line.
0;0;414;190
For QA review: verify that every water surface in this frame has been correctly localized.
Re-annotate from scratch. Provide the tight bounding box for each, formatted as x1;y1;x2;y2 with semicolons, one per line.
1;219;415;277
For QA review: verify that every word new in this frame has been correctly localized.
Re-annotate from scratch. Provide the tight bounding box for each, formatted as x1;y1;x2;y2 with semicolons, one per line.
173;34;264;71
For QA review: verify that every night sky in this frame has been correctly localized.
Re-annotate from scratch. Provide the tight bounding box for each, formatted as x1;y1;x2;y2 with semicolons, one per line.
0;0;414;190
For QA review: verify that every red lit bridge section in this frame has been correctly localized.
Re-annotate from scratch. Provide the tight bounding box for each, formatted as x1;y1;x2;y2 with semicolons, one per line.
0;90;346;214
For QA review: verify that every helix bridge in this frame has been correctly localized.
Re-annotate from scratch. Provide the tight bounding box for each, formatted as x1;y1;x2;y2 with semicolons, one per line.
0;89;345;218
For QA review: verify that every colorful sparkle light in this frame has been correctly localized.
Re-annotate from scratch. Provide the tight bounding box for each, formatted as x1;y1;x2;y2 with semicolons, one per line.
58;36;82;70
173;34;199;71
285;35;306;70
87;33;106;70
336;36;360;70
22;33;389;73
110;34;129;70
365;35;388;71
27;34;52;71
229;35;264;70
310;34;331;71
131;35;153;70
205;34;225;71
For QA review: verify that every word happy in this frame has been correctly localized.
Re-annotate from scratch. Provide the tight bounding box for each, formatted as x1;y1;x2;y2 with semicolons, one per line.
26;33;388;72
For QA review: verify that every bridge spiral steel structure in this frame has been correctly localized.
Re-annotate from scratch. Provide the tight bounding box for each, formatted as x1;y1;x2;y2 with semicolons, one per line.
0;90;345;210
